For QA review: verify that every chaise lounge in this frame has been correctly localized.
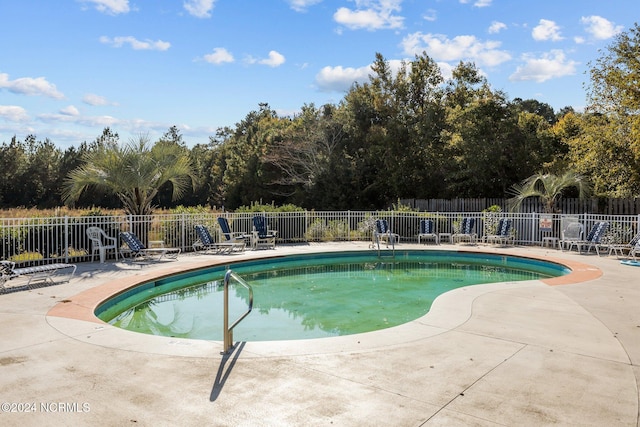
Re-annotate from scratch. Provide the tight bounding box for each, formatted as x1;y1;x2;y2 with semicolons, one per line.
193;225;243;254
120;231;181;261
0;260;76;290
217;217;249;251
566;221;609;255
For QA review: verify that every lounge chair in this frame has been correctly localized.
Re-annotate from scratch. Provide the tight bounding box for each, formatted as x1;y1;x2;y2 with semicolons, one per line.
566;221;609;255
485;218;514;246
418;219;438;245
374;219;399;249
629;241;640;260
608;231;640;258
120;231;181;261
452;217;476;244
193;225;240;254
86;226;119;263
252;216;277;249
1;260;76;290
217;217;249;251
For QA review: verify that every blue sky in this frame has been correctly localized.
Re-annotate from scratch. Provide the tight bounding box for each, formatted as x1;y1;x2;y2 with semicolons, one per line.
0;0;637;148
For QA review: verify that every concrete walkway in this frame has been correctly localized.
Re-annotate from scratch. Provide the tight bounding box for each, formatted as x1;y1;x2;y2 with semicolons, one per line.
0;243;638;426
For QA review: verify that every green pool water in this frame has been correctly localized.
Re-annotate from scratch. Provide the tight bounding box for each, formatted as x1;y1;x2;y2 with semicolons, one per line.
96;251;568;341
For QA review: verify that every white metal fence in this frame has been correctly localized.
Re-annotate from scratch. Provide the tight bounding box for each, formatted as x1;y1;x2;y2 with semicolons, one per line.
1;211;638;266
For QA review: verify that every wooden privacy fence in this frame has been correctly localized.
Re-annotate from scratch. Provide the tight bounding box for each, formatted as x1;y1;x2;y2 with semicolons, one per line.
401;198;640;215
0;211;638;266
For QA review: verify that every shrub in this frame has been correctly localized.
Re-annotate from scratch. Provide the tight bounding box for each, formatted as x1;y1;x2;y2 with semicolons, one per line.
235;202;305;213
304;219;349;241
482;205;503;236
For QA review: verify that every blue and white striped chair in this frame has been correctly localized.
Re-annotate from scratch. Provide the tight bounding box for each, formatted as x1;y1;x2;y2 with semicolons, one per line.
217;217;249;251
608;231;640;258
418;219;438;245
567;221;609;255
120;231;180;261
252;216;277;249
374;219;399;249
452;217;477;244
485;218;514;246
0;260;76;290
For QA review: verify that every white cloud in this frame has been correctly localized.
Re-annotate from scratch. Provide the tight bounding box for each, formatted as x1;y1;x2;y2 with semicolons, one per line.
203;47;234;64
315;65;371;92
473;0;492;7
78;115;120;127
509;49;578;82
437;62;454;80
423;9;437;22
286;0;322;12
581;15;623;40
79;0;130;15
334;0;404;30
532;19;563;41
315;59;406;92
99;36;171;51
246;51;286;67
0;73;64;99
459;0;492;7
60;105;80;116
83;93;115;106
0;106;29;122
261;51;286;67
488;21;506;34
38;111;120;127
401;32;511;67
184;0;216;18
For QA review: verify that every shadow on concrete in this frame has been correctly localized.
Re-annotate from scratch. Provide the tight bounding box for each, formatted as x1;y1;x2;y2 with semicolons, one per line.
209;341;246;401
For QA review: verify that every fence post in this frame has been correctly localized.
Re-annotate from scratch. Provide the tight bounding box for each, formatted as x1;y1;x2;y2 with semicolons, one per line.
531;212;538;246
304;210;308;243
64;215;69;263
181;213;186;252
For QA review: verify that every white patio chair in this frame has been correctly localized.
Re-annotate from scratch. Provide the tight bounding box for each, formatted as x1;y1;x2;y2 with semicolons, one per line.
86;226;119;263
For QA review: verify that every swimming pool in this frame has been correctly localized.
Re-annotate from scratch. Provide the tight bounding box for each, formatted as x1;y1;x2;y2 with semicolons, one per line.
96;251;569;341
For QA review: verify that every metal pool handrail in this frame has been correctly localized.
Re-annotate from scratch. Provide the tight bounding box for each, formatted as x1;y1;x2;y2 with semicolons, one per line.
222;269;254;354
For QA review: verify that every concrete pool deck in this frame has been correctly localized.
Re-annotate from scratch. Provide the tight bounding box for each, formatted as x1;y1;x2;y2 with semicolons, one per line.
0;242;638;426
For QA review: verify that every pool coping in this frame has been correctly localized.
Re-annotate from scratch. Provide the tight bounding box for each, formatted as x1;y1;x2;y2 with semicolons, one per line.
45;247;602;358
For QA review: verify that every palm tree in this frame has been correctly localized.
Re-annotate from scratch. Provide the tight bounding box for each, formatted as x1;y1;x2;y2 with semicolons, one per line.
62;135;195;215
507;171;591;213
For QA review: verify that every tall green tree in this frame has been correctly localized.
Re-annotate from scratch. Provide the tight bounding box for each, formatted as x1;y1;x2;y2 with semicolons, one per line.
154;126;196;208
220;103;294;209
441;62;518;196
337;52;447;207
587;23;640;114
62;135;195;215
0;135;65;208
573;23;640;196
